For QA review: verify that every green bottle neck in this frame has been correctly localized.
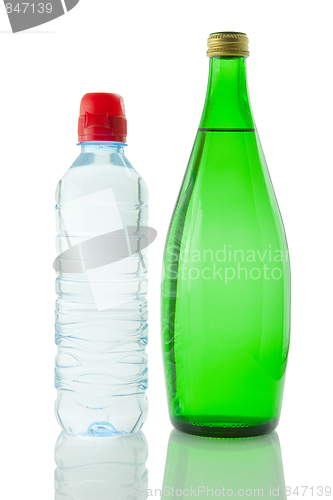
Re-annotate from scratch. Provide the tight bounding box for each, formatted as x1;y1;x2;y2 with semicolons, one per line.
199;56;255;130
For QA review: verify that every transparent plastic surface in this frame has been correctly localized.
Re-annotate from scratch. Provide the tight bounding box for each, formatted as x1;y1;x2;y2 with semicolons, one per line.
55;142;149;436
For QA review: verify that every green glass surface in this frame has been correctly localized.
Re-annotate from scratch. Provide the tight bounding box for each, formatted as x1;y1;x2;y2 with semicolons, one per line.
161;56;290;437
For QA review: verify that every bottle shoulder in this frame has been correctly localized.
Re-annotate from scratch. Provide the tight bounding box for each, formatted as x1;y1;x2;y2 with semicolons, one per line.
56;151;148;207
167;130;287;252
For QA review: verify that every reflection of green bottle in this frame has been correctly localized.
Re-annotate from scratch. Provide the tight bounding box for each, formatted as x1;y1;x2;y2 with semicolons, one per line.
161;32;290;437
162;429;287;500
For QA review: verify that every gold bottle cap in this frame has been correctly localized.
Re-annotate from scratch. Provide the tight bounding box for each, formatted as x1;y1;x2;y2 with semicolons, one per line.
207;32;249;58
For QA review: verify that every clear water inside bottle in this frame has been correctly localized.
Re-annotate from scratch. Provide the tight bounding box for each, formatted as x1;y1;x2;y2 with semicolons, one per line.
55;142;149;436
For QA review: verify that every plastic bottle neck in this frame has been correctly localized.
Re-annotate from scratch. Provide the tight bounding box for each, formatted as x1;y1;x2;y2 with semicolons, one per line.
80;141;126;154
199;56;255;130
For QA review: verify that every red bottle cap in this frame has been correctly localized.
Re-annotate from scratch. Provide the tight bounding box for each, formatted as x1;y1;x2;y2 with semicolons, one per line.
78;93;127;143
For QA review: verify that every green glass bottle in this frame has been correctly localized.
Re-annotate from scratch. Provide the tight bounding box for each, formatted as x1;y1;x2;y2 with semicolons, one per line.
161;32;290;437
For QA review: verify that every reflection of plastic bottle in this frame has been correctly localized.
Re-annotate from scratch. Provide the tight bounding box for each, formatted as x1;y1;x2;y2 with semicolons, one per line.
162;32;290;437
55;431;148;500
55;93;149;436
162;429;286;500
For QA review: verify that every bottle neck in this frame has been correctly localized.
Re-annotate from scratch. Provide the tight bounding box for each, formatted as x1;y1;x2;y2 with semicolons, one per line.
199;56;254;130
80;141;126;154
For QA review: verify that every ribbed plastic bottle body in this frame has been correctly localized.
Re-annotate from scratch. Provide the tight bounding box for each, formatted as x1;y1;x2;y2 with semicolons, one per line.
55;142;148;436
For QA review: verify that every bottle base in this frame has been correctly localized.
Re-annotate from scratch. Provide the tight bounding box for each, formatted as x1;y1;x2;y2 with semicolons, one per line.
55;393;148;436
170;416;279;438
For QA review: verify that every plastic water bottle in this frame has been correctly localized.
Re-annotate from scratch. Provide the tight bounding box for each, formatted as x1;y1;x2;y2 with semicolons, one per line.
55;93;149;436
55;431;148;500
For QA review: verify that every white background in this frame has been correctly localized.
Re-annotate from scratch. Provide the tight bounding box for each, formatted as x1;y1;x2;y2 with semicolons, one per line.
0;0;332;497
